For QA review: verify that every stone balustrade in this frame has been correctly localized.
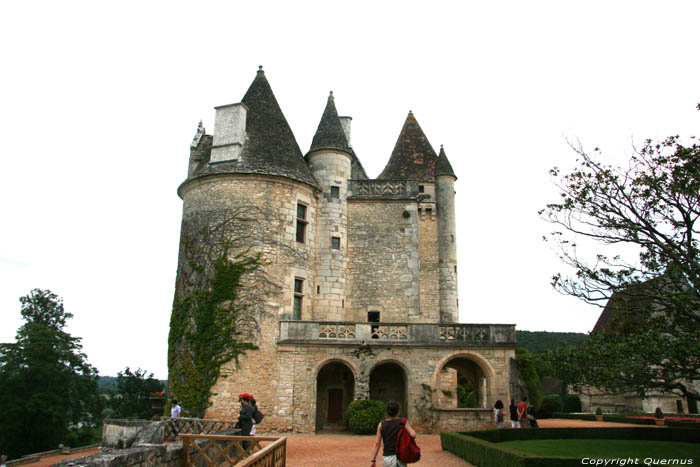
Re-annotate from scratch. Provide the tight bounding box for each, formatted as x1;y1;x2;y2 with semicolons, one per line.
278;321;516;346
348;179;419;199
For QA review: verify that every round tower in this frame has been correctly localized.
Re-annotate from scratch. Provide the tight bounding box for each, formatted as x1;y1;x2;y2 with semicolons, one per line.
435;145;459;323
306;92;353;321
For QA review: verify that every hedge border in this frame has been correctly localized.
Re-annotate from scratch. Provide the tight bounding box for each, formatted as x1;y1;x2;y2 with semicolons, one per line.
441;428;700;467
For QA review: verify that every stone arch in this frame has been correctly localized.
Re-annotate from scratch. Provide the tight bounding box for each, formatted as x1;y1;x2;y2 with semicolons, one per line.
368;359;409;418
431;352;496;409
315;359;356;432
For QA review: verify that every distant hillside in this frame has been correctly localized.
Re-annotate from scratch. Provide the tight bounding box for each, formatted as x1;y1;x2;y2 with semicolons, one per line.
516;330;587;354
98;375;167;393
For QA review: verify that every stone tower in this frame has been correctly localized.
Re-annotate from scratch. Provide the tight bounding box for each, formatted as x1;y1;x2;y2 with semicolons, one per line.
170;68;517;434
435;146;459;323
307;92;352;321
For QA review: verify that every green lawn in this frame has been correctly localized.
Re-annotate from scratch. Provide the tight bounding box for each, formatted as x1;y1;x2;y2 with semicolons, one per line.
499;439;700;461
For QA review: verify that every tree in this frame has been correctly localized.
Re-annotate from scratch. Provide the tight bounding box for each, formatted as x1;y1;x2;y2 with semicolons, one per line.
0;289;103;459
110;367;164;419
540;130;700;408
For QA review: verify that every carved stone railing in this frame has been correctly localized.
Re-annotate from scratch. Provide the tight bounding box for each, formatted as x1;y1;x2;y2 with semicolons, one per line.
348;180;419;199
164;417;240;442
279;321;516;346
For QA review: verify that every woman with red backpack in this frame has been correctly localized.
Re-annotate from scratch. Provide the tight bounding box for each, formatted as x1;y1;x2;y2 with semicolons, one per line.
369;400;418;467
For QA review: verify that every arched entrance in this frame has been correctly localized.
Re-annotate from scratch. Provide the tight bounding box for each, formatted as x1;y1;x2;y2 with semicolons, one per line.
316;361;355;431
370;362;408;417
436;355;491;409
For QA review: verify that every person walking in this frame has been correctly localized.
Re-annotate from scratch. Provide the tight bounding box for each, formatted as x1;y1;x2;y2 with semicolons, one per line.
237;394;255;451
370;400;416;467
493;400;505;428
509;399;519;428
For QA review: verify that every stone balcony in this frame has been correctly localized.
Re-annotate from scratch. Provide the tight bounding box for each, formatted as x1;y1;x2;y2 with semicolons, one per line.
278;321;516;347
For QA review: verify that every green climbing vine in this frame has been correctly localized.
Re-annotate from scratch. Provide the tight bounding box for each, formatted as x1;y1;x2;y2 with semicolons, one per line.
168;208;269;417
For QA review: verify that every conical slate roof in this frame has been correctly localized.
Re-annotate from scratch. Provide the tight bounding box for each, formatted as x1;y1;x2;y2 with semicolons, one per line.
377;112;438;182
189;67;319;189
434;145;456;178
308;92;352;154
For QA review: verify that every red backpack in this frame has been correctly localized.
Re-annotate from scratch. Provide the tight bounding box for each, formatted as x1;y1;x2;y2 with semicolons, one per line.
396;418;421;463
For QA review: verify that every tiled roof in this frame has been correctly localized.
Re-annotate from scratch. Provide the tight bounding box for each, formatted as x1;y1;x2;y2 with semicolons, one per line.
377;112;438;182
308;92;352;154
190;67;319;189
434;145;456;178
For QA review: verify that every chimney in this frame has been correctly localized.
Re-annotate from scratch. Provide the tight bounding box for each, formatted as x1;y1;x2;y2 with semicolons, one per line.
339;116;352;147
210;103;248;163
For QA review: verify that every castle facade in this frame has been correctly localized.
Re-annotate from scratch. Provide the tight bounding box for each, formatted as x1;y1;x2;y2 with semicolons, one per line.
172;67;516;432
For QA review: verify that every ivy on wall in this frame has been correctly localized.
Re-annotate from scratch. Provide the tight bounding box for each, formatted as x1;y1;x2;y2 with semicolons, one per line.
168;210;265;417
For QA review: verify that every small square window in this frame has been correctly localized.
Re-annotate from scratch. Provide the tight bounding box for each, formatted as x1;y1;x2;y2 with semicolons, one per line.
297;204;307;220
294;278;303;294
330;186;340;199
331;237;340;250
418;185;424;193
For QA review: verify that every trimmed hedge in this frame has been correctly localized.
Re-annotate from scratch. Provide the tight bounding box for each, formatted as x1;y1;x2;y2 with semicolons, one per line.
602;415;655;425
441;428;700;467
667;420;700;429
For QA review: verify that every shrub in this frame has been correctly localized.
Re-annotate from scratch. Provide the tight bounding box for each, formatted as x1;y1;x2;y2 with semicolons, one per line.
347;400;385;434
595;407;603;415
561;394;581;413
537;394;562;419
654;407;664;419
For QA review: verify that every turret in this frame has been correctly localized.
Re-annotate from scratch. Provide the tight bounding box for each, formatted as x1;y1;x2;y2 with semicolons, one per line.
306;92;353;321
435;145;458;323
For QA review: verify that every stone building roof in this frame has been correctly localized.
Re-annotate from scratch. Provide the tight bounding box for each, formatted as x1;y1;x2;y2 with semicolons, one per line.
377;111;439;182
434;145;456;179
308;92;352;155
188;67;319;190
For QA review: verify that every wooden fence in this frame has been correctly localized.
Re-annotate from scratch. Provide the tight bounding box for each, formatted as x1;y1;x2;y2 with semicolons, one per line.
164;417;240;441
180;434;286;467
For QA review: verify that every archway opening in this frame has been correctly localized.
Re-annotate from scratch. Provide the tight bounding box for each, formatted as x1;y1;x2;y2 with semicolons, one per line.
370;362;408;417
437;357;489;409
316;361;355;432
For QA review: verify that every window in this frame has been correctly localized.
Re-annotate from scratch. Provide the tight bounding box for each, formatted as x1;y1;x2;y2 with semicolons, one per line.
418;185;425;193
296;203;307;243
331;236;340;250
330;186;340;199
293;278;304;320
368;311;380;339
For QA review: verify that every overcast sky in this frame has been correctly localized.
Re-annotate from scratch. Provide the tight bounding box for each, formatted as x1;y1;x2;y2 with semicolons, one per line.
1;1;698;379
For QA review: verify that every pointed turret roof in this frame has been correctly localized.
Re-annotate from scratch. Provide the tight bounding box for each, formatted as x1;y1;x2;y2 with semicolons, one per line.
377;111;438;182
434;145;456;179
308;92;352;154
188;67;319;189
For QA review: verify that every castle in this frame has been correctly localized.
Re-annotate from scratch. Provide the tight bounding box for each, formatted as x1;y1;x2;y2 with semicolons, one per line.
172;67;516;432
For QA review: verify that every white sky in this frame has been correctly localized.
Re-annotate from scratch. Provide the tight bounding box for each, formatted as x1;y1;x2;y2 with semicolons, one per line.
1;1;698;379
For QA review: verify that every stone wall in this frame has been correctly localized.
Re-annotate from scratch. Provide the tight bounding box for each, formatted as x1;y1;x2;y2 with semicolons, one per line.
417;203;440;322
208;341;514;433
346;200;420;322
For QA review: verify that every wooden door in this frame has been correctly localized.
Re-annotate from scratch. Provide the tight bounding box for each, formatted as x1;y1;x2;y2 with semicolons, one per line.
327;389;342;422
